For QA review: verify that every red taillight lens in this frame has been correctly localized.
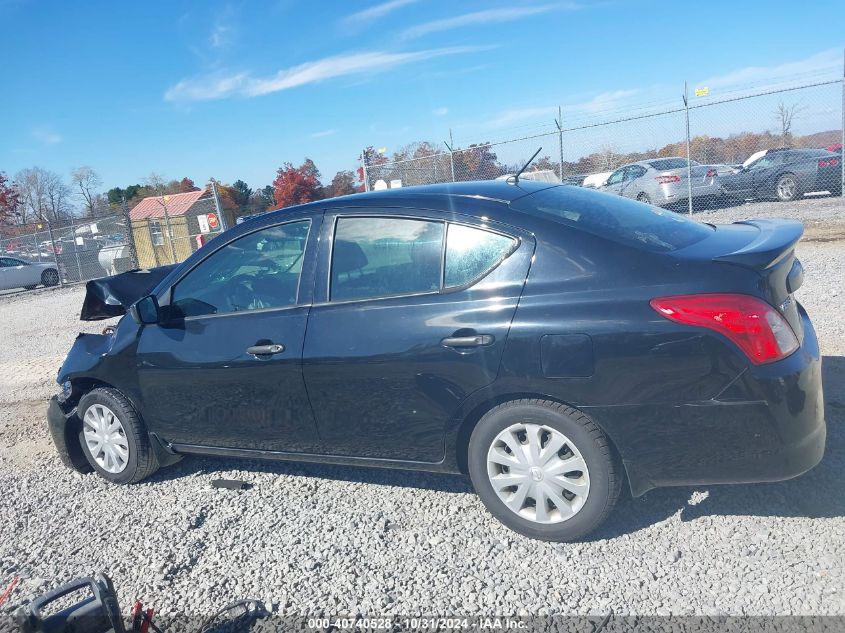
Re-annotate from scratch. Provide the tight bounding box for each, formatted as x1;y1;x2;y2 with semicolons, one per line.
818;158;838;168
655;175;681;184
706;168;717;178
650;293;799;364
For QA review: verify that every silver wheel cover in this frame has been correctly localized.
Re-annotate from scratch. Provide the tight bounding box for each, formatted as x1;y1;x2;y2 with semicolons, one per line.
486;422;590;524
778;176;796;199
83;404;129;474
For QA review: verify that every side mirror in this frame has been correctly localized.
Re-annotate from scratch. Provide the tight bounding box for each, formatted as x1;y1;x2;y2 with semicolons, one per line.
130;295;160;325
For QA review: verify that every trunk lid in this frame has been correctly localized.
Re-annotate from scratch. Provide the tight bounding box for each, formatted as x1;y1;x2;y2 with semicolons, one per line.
676;219;805;335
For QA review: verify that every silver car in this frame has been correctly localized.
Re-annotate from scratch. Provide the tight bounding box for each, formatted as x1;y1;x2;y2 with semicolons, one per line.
0;256;60;290
599;157;728;207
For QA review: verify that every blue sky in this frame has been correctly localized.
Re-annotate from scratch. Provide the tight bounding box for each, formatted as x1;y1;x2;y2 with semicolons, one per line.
2;0;843;192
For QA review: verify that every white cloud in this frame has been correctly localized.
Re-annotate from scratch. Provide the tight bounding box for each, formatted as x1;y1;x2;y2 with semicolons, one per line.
342;0;420;27
401;4;575;39
479;89;639;129
32;127;61;144
696;48;842;90
432;107;448;116
210;24;230;48
311;129;337;138
483;105;558;128
164;46;485;102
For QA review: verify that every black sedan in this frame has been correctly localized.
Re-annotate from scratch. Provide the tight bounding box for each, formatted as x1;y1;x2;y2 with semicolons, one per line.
721;148;842;202
49;181;825;541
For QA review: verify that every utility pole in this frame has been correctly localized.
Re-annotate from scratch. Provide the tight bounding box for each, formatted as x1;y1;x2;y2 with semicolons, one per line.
555;106;565;183
683;81;694;216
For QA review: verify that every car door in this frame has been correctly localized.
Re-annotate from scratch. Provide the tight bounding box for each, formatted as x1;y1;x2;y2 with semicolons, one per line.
619;165;646;199
0;257;32;289
0;258;14;290
301;209;535;462
602;168;626;196
750;153;784;195
135;216;323;452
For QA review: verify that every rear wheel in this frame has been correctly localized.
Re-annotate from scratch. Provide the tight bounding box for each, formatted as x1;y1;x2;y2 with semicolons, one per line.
41;268;59;286
775;173;799;202
77;387;159;484
468;399;621;541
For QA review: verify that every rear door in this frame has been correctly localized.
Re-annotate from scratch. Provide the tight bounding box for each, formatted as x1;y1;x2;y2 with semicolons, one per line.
302;209;535;462
602;168;626;196
620;165;646;199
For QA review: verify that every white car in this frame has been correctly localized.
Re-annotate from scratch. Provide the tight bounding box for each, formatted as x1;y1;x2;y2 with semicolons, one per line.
0;256;60;290
581;171;612;189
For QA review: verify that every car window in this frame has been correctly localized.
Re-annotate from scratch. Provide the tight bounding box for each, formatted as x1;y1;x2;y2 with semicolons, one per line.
626;165;646;180
606;169;625;185
331;217;444;302
510;185;713;253
445;224;517;288
170;220;310;318
749;156;777;170
648;158;693;170
0;258;24;267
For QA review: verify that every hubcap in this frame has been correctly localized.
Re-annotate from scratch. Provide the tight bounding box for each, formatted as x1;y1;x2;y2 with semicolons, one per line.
778;176;796;199
486;423;590;524
83;404;129;474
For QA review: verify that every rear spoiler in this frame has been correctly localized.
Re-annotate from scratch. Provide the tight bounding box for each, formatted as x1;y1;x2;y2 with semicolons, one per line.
80;265;178;321
712;219;803;269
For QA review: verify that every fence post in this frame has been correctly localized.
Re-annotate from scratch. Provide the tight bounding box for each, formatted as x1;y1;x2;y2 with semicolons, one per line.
210;180;228;231
841;48;844;199
445;129;456;182
683;81;694;215
121;196;139;269
555;106;564;183
360;149;370;192
158;194;177;264
45;219;63;285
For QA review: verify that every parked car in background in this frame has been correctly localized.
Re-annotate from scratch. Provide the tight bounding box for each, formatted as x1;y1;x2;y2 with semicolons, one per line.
599;157;730;208
0;256;60;290
581;171;612;189
50;181;824;541
720;148;842;202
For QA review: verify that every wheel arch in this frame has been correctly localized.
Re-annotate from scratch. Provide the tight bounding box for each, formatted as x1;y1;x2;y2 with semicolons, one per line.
450;391;627;483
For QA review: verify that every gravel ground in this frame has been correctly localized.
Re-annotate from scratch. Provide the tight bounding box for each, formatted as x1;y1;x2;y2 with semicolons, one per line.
0;197;843;624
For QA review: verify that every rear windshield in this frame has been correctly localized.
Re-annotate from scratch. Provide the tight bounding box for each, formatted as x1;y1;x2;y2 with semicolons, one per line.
647;158;697;170
510;186;713;253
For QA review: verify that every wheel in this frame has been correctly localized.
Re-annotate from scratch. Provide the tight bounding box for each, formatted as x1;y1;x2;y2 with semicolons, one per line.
468;399;622;541
77;387;159;484
636;192;651;204
775;173;799;202
41;268;59;286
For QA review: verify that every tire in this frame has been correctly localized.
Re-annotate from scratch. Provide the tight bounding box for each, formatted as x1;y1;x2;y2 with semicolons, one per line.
468;399;622;542
775;173;800;202
636;192;651;204
77;387;159;484
41;268;59;286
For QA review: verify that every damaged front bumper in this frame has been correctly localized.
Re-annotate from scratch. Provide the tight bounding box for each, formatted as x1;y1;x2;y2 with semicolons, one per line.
47;395;93;473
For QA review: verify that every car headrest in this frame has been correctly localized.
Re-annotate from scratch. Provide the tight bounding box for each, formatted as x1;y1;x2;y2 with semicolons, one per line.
332;240;368;274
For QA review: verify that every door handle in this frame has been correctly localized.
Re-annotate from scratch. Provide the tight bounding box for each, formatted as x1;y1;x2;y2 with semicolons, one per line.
441;334;494;348
246;343;285;356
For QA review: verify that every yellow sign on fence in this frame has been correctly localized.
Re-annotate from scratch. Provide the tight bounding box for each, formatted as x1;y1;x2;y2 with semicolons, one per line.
694;87;709;97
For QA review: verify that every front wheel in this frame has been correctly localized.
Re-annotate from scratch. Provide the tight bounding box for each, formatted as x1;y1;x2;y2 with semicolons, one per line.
775;173;800;202
77;387;159;484
468;399;622;541
41;268;59;286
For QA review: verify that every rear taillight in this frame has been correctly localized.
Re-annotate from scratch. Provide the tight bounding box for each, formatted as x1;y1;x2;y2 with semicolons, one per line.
655;175;681;184
818;158;839;168
706;168;717;178
650;293;799;365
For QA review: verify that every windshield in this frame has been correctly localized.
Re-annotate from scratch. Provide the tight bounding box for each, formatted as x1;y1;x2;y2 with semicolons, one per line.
511;185;713;252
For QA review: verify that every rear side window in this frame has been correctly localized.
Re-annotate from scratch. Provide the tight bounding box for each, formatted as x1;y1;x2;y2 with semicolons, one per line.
331;217;444;301
648;158;697;170
445;224;516;288
511;186;712;253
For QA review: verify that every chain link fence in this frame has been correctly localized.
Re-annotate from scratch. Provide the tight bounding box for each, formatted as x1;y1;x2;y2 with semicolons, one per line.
361;77;845;212
1;191;227;289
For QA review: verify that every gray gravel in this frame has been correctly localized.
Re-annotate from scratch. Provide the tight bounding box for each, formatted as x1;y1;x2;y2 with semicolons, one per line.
0;197;844;622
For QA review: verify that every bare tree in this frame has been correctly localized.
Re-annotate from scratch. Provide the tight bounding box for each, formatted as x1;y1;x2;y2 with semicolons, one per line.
15;167;75;224
71;166;102;217
774;101;806;148
595;144;621;171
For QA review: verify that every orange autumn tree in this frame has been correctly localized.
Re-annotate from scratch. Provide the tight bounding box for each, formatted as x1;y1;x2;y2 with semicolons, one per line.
272;158;323;209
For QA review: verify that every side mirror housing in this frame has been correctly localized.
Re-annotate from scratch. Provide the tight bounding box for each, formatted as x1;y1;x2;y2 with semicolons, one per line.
130;295;160;325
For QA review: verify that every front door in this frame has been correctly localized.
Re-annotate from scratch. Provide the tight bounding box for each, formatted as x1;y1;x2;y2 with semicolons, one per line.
302;211;534;462
136;217;322;452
